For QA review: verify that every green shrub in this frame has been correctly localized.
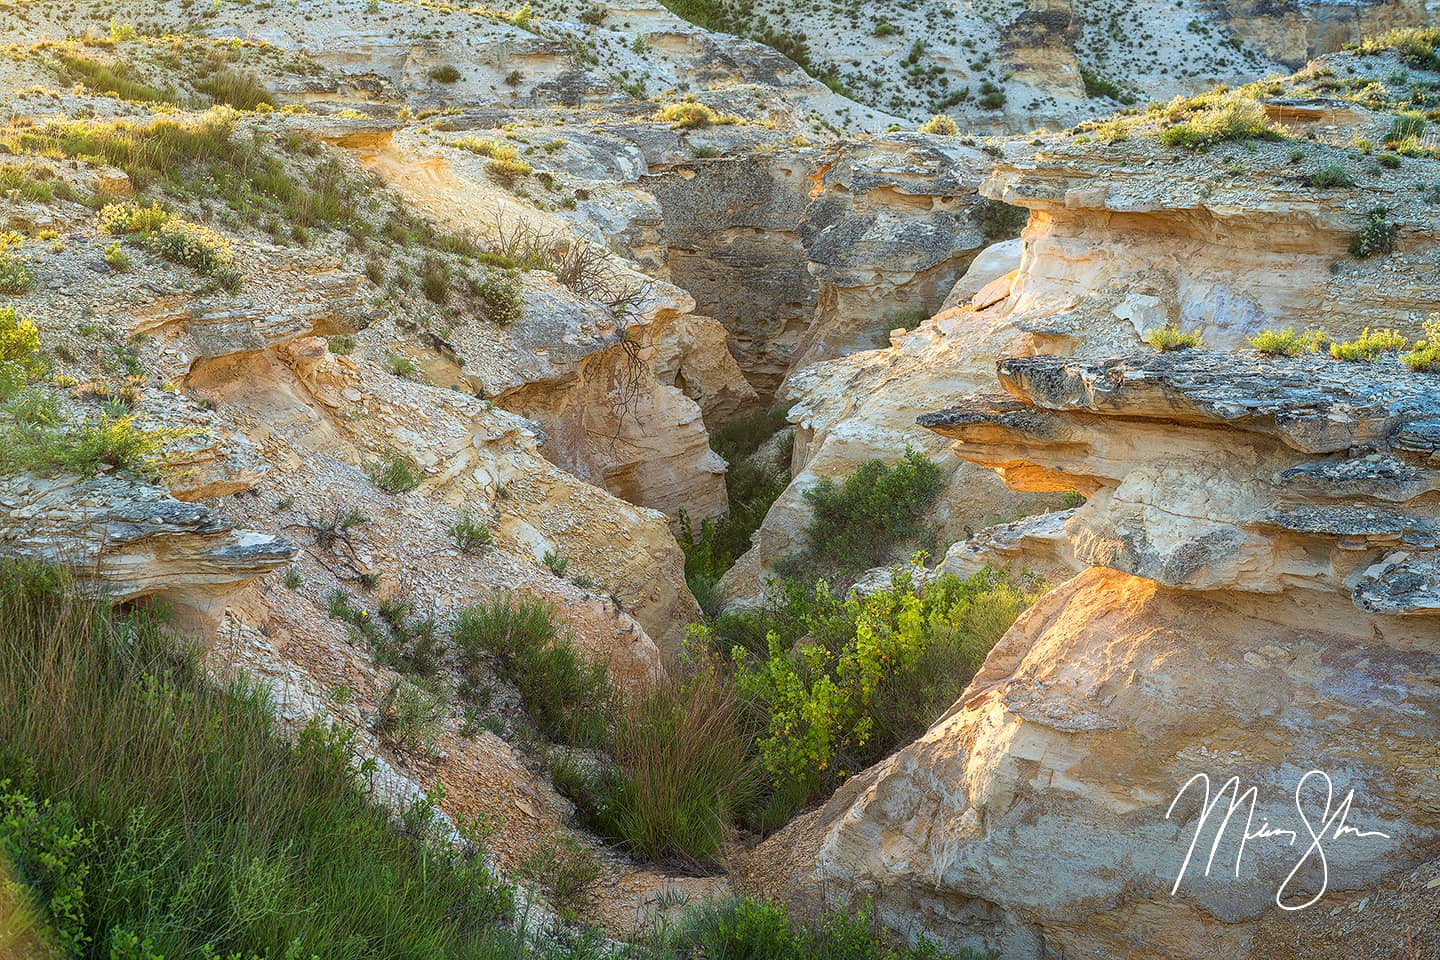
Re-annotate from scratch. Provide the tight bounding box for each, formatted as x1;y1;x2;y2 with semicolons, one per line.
0;784;90;956
1349;207;1397;258
0;306;44;401
374;676;449;755
1308;162;1353;188
383;352;418;378
448;513;493;553
918;114;957;135
147;218;235;277
1402;316;1440;372
428;64;462;83
0;238;33;295
1389;110;1427;143
517;834;602;915
1378;152;1403;168
486;156;533;183
1080;67;1134;103
56;51;170;104
0;415;181;478
972;197;1028;241
452;137;515;160
726;565;1034;818
1248;326;1327;356
103;241;131;270
1348;27;1440;70
654;101;739;129
365;448;421;494
657;896;990;960
775;449;943;589
0;559;514;959
477;271;523;325
1329;326;1408;361
97;200;171;236
1144;322;1204;351
194;69;275;110
1158;95;1286;150
453;595;609;746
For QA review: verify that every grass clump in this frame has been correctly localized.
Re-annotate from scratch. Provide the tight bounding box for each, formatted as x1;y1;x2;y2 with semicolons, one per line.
918;114;957;135
55;50;171;104
448;513;493;553
0;559;514;959
774;449;943;590
476;271;523;325
1144;322;1204;351
1158;94;1287;150
1248;326;1327;356
1350;207;1397;258
194;69;275;111
517;834;602;917
453;595;609;746
0;415;181;478
374;676;450;755
103;241;131;271
0;307;45;398
365;448;422;494
96;201;240;289
429;64;462;83
1080;67;1135;103
1308;163;1354;188
1329;327;1408;361
1348;27;1440;70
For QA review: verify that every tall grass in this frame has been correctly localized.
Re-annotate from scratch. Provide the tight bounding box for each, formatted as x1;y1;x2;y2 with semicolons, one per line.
55;51;173;104
591;667;756;865
0;560;513;959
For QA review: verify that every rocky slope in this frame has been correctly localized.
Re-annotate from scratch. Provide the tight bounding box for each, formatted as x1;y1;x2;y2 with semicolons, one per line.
744;350;1440;959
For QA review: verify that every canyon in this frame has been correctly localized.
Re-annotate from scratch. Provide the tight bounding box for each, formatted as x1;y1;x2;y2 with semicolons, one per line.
0;0;1436;957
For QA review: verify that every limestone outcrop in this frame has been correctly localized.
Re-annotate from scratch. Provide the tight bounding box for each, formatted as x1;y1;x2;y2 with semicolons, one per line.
748;350;1440;959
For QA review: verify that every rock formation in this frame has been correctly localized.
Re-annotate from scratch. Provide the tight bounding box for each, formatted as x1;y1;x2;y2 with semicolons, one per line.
747;350;1440;959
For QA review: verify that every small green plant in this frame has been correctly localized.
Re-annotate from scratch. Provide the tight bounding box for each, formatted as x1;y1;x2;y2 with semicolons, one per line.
1349;207;1397;259
365;448;421;494
1402;315;1440;372
1329;327;1408;362
0;306;45;401
918;114;958;135
327;335;355;354
428;64;461;83
382;352;418;378
282;567;304;590
518;833;602;915
1144;322;1205;351
103;241;131;270
374;676;449;755
0;235;33;295
1378;152;1403;169
1248;326;1327;356
542;551;569;577
0;784;91;956
1308;163;1353;188
448;513;493;553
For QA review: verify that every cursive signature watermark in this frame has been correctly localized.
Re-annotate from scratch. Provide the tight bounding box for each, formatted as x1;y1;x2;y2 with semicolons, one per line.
1165;769;1392;912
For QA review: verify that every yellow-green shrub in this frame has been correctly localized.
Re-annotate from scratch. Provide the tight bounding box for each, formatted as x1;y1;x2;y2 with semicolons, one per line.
1330;326;1408;362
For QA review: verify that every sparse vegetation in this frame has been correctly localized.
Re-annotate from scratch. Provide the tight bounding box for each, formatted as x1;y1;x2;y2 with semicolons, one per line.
655;101;740;129
429;64;462;83
194;69;275;110
448;513;493;553
1248;326;1327;356
1158;94;1287;150
1308;163;1354;188
1402;316;1440;372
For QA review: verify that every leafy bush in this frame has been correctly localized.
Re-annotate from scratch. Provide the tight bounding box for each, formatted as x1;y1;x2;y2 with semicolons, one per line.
365;448;421;494
104;241;131;270
1144;322;1204;351
148;218;235;276
374;676;449;755
1158;95;1286;150
1350;207;1397;258
428;64;462;83
0;784;90;956
655;101;739;129
98;200;171;235
972;197;1028;241
0;306;44;401
727;565;1034;818
1402;316;1440;372
1248;326;1327;356
918;114;957;135
1080;67;1135;103
476;271;524;325
517;834;602;915
0;415;181;478
453;595;609;746
1329;327;1408;362
0;559;514;959
1308;163;1353;188
775;449;943;589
